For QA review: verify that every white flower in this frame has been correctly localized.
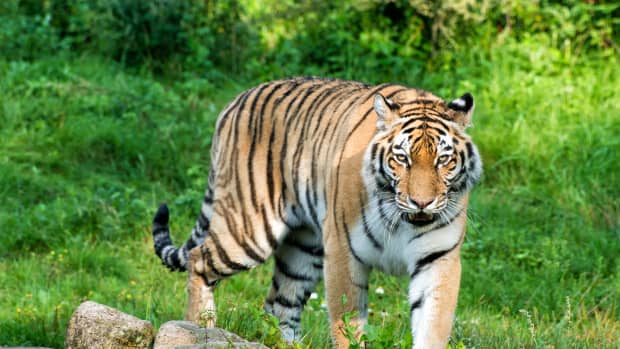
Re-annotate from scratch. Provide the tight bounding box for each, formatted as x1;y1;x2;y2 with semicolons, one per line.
309;292;319;300
375;287;385;295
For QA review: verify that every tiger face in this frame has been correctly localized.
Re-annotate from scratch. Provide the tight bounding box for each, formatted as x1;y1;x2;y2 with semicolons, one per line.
368;92;482;227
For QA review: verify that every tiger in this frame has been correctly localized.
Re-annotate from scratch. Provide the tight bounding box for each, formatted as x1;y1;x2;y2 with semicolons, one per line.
152;77;482;349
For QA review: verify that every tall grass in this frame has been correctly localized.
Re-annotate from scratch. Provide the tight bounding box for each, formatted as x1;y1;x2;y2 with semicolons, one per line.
1;39;618;348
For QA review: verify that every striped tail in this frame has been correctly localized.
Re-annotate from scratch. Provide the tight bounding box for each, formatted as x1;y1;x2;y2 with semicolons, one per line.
152;202;210;271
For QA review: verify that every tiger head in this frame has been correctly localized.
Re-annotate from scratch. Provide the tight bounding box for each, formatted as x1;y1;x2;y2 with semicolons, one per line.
365;91;482;227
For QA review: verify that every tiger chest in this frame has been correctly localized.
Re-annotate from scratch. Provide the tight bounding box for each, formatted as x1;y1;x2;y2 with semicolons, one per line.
348;209;464;276
348;218;412;275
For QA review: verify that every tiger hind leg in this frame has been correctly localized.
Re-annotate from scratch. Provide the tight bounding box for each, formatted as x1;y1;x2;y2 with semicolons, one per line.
186;207;288;326
264;228;324;343
186;246;217;326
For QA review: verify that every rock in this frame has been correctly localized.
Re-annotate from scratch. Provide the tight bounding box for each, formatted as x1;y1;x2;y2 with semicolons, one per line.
65;301;154;349
153;320;268;349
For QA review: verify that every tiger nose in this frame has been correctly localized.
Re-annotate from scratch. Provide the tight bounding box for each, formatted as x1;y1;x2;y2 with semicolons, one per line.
409;197;433;209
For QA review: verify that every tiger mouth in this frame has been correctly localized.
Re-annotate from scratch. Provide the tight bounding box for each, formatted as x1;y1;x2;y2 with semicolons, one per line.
405;212;436;226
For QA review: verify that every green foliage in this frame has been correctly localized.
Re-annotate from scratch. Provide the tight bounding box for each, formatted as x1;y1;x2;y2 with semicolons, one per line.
102;0;197;67
0;13;62;61
0;0;259;73
2;0;618;79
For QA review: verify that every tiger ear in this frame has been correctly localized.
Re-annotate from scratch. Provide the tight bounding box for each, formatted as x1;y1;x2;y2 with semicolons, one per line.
374;94;400;131
447;93;475;128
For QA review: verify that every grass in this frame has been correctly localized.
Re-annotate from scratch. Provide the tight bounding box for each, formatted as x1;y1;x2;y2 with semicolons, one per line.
1;40;619;348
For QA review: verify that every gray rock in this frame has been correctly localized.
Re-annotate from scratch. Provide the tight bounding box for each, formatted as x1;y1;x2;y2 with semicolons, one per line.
65;301;154;349
153;320;268;349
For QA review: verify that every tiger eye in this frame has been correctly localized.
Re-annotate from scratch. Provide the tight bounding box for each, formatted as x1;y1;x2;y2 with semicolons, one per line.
437;155;450;164
395;154;408;163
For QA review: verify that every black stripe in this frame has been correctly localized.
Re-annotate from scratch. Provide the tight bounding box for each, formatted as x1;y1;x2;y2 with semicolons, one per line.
239;240;265;264
210;232;249;271
247;83;278;209
410;134;425;148
359;192;383;251
466;141;475;159
311;84;359;139
184;229;198;251
303;289;312;301
410;297;423;313
410;242;460;279
313;86;367;175
281;320;300;329
280;85;321;206
407;208;464;244
305;85;336;123
400;98;438;105
272;277;280;291
221;210;265;264
377;147;393;184
286;239;324;257
215;91;248;135
280;86;313;205
400;109;445;118
167;248;182;270
275;256;313;281
401;116;450;131
264;85;293;213
198;210;210;230
305;182;321;230
199;273;217;287
248;83;272;131
266;126;277;211
275;295;302;308
378;198;395;227
201;244;233;278
229;90;254;206
296;293;308;306
308;84;364;208
342;213;370;266
257;82;288;139
291;85;332;208
261;205;279;249
403;124;447;136
370;143;378;160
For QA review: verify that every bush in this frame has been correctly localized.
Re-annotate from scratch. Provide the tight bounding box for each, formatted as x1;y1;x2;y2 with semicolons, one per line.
1;0;618;82
0;0;259;74
0;12;62;61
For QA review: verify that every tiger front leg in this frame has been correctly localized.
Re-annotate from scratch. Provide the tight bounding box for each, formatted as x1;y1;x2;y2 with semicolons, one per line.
323;230;370;348
408;246;462;349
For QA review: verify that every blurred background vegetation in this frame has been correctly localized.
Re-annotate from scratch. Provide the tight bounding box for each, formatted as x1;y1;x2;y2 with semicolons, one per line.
0;0;619;348
2;0;619;79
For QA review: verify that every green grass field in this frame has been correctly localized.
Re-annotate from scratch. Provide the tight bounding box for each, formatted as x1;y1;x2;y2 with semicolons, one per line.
1;41;619;348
